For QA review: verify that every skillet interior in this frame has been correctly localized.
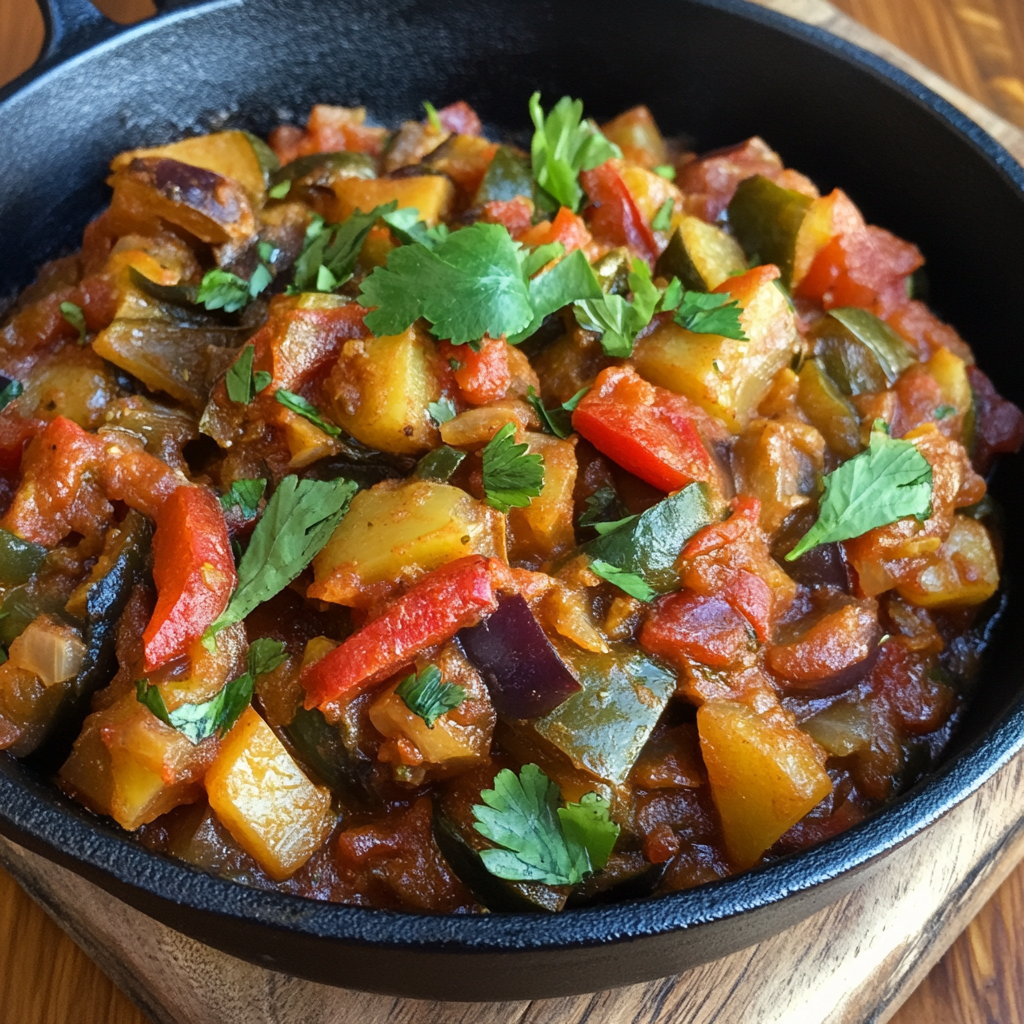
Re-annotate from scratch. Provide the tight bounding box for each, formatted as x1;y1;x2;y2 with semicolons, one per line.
0;0;1023;1000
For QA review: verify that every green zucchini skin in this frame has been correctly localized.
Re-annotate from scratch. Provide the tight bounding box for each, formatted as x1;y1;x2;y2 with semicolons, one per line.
473;145;533;206
655;227;708;292
728;174;812;286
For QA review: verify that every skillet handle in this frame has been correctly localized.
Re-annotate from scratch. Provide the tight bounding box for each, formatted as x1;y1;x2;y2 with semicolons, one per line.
36;0;123;68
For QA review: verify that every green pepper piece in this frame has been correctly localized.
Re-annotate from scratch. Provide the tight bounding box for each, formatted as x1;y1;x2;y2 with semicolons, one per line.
727;175;812;286
0;529;46;587
415;445;466;482
531;640;676;786
591;247;633;295
827;307;916;383
270;151;377;187
284;705;376;806
578;482;716;594
473;145;533;205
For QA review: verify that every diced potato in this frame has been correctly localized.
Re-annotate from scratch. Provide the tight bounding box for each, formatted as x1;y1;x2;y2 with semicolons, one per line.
206;706;334;880
424;134;499;193
697;700;832;868
508;433;578;563
369;643;494;770
309;479;506;605
895;514;999;608
925;346;972;420
601;106;668;169
110;130;270;199
619;164;681;227
329;175;455;225
324;325;445;454
280;408;343;469
632;270;800;431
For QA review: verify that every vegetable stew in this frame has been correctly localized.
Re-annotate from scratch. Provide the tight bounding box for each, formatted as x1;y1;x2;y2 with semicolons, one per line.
0;94;1019;913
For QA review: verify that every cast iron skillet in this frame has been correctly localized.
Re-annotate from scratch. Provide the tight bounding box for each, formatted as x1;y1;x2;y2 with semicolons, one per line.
1;0;1023;1002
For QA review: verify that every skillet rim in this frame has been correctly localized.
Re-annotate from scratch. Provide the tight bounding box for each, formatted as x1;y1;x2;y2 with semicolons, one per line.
0;0;1023;962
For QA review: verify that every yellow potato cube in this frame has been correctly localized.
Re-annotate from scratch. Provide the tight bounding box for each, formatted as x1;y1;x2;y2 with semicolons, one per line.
206;707;333;880
329;175;455;225
508;432;578;563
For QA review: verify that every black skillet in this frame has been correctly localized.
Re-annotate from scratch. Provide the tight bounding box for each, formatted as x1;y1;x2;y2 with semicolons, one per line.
1;0;1024;1002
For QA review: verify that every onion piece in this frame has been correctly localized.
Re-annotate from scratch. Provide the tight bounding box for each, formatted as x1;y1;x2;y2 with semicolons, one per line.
8;615;87;687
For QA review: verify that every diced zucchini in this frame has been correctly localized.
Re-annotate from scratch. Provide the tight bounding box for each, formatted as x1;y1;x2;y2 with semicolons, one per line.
827;307;917;383
0;529;45;586
473;145;533;205
271;151;376;187
800;700;871;757
310;479;506;604
325;325;446;454
727;175;813;286
797;358;861;458
811;307;917;398
698;700;832;868
206;706;334;880
655;217;747;291
329;174;455;225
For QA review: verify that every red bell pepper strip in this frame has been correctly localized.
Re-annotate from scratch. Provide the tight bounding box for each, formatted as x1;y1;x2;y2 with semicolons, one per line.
571;365;716;493
520;206;594;256
439;335;511;406
142;485;236;671
580;162;659;267
302;555;502;710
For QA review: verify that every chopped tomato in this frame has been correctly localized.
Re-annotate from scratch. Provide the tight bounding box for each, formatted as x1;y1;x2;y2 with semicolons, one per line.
436;101;483;136
520;206;594;256
580;162;659;267
439;336;511;406
480;198;535;239
641;590;756;669
302;555;502;710
886;300;974;363
571;366;718;493
966;365;1024;474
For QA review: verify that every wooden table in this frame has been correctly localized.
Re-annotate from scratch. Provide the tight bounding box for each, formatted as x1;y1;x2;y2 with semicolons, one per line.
2;0;1024;1021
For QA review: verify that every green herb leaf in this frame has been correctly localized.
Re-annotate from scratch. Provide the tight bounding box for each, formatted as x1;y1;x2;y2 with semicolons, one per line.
225;344;272;405
577;486;628;529
415;445;467;482
481;422;545;513
423;100;443;133
934;404;956;420
786;422;933;561
525;385;587;439
380;206;450;250
573;259;658;357
60;301;87;344
427;396;457;425
472;764;619;885
528;93;621;213
268;180;291;199
292;202;397;294
220;478;267;519
653;164;676;181
396;664;467;728
135;676;171;726
592;515;639;536
0;379;23;411
674;290;748;340
520;241;565;279
659;276;683;312
510;247;604;344
589;559;656;601
360;222;533;344
275;389;341;437
206;476;358;641
197;268;254;312
651;197;674;231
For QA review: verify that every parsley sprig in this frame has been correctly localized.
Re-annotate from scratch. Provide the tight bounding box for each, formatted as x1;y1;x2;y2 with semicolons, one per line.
589;559;655;602
275;389;341;436
136;638;287;744
528;93;621;213
205;475;357;643
472;764;619;885
60;301;87;344
396;664;467;727
220;478;267;519
787;421;933;561
573;259;661;357
481;423;545;513
225;344;272;405
197;261;272;313
671;289;749;341
526;386;587;439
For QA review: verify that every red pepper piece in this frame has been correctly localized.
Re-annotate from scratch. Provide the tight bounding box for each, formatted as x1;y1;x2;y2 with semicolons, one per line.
571;365;715;493
640;590;754;669
480;198;534;240
302;555;502;710
142;486;236;671
439;335;511;406
580;162;659;267
436;100;483;136
520;206;594;256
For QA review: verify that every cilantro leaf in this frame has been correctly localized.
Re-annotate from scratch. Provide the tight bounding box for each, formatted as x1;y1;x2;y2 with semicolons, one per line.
589;559;656;601
510;247;603;344
0;378;23;411
360;222;533;344
653;164;676;181
427;397;457;425
268;180;291;199
60;301;87;344
574;258;658;357
423;100;443;133
786;422;933;561
481;422;545;513
526;385;587;439
225;344;272;405
220;478;267;519
577;486;628;529
206;475;358;641
197;265;270;313
291;202;397;293
528;93;621;213
275;388;341;437
415;445;466;482
472;764;619;885
651;197;674;231
136;638;287;744
659;276;683;312
674;290;748;340
380;206;450;249
396;664;467;728
520;241;565;279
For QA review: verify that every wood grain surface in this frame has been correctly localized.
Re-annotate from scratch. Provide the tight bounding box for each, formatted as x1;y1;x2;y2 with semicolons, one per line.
1;1;1024;1021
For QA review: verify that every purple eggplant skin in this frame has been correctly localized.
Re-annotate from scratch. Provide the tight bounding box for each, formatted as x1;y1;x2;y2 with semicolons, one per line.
458;595;581;719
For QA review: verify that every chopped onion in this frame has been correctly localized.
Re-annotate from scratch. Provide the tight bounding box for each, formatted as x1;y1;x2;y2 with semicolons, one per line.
8;615;87;687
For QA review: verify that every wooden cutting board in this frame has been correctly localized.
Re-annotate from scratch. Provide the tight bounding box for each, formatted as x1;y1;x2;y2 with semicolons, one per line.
2;2;1024;1022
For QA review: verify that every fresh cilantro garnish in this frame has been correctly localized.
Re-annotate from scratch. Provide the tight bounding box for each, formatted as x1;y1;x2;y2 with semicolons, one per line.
651;197;674;231
135;638;287;744
481;422;545;513
653;164;676;181
525;385;587;439
275;389;341;437
380;207;450;250
519;241;565;279
509;247;603;344
60;301;87;344
291;202;397;294
0;378;23;411
787;421;933;561
472;764;619;885
934;404;956;420
659;276;683;312
197;265;270;313
674;290;748;341
589;559;655;601
423;100;443;133
528;93;621;213
427;396;457;425
268;180;291;199
205;475;358;642
574;258;659;357
396;664;467;727
578;486;629;529
220;478;267;519
225;344;272;405
415;445;466;482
